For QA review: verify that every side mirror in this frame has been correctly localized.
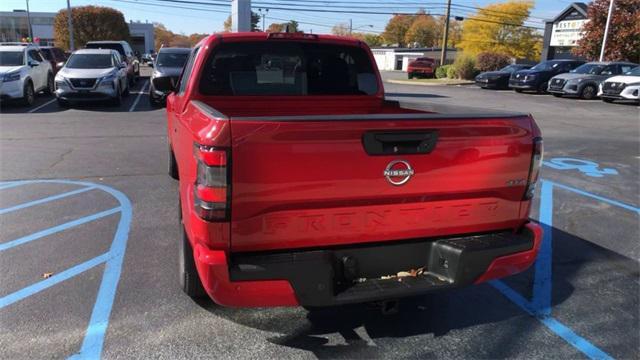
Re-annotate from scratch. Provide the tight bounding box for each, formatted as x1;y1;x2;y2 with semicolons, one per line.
153;76;177;92
118;62;127;69
28;60;39;67
56;61;65;68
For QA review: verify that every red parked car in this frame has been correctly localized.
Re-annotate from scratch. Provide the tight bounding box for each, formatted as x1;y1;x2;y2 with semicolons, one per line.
407;57;436;79
154;32;543;308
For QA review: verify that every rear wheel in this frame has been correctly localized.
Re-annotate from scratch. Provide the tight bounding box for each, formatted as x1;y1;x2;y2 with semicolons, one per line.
21;81;35;106
514;89;523;93
179;222;206;299
44;73;54;95
602;97;614;103
537;82;548;94
122;80;130;97
111;84;122;106
580;85;596;100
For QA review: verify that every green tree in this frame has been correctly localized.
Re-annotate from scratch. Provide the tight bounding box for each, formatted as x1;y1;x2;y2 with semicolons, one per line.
382;15;414;47
362;33;383;46
223;12;261;32
331;23;350;36
53;6;130;50
457;0;542;60
573;0;640;62
405;14;438;47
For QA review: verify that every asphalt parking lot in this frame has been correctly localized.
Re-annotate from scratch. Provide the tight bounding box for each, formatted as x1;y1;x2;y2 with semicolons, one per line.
1;67;638;359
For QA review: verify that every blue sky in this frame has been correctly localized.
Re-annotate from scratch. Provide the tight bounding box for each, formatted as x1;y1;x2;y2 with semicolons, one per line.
1;0;581;35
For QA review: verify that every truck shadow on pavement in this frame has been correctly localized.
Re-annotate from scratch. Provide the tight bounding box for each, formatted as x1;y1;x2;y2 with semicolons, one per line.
192;225;640;358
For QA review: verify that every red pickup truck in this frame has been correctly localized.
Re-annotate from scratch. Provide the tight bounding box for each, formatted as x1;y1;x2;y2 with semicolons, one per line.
155;32;543;308
407;57;436;79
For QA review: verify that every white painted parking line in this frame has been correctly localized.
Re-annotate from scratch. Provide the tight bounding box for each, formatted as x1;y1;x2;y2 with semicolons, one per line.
128;80;149;112
28;98;56;113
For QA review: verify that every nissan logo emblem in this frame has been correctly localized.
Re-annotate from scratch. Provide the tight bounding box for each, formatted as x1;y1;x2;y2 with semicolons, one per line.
383;160;415;186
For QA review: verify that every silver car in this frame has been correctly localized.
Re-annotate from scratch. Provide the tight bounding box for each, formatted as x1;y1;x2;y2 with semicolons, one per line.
54;49;129;107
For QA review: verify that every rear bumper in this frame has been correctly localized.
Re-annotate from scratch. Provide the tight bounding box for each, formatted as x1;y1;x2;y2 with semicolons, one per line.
194;222;543;307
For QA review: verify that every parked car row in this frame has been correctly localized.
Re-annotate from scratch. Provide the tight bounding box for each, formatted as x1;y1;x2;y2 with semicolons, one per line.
476;59;639;104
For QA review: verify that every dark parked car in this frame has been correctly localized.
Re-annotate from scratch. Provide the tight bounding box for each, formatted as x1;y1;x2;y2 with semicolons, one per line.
475;64;532;89
509;59;585;93
39;46;68;75
547;61;638;99
149;47;190;106
85;40;140;85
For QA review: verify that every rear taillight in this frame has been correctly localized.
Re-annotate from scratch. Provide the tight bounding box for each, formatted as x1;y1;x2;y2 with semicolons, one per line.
193;143;229;221
524;137;543;200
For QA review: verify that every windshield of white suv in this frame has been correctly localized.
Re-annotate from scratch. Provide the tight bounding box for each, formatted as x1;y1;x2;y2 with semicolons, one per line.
66;54;113;69
571;63;605;75
624;67;640;76
156;52;189;68
0;51;25;66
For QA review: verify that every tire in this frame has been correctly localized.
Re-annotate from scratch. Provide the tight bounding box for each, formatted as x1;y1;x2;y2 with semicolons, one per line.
44;73;54;95
552;93;563;98
515;89;523;93
122;80;130;97
537;82;548;94
580;85;597;100
168;146;179;180
20;81;35;106
602;98;614;103
111;84;122;106
128;74;135;87
408;74;413;79
56;98;70;108
179;222;206;298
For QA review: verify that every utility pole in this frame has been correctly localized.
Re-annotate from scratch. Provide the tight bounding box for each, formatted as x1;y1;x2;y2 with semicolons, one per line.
440;0;452;66
349;18;352;35
599;0;614;61
258;8;268;32
66;0;75;50
25;0;33;41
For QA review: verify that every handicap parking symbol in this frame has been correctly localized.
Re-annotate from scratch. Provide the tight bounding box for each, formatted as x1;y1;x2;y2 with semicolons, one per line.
543;157;618;178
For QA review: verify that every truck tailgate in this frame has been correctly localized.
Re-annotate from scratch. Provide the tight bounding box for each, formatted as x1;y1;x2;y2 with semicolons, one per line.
229;113;534;252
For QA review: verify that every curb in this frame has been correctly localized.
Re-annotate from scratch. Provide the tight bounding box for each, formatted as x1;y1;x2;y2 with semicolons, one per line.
386;79;475;86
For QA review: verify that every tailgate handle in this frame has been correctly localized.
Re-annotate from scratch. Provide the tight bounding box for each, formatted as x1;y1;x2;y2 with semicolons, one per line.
363;131;439;155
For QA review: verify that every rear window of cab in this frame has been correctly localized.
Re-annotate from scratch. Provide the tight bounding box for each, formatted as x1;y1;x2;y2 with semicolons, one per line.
198;41;378;96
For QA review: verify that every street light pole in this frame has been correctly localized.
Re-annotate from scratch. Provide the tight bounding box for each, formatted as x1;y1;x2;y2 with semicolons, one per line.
349;18;352;35
258;8;268;32
66;0;75;50
440;0;452;66
599;0;614;61
25;0;33;41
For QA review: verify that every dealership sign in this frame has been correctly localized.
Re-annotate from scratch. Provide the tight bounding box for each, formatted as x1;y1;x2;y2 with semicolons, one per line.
550;19;588;47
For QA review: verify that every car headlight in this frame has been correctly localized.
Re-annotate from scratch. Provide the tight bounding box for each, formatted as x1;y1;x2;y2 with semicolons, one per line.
3;71;21;82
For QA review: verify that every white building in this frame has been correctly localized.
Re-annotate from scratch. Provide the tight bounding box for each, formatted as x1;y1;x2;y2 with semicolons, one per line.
0;10;154;54
371;47;458;71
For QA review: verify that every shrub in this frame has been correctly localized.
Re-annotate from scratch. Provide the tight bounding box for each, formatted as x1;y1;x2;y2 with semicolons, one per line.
446;65;457;79
435;65;450;79
452;54;477;79
476;52;511;72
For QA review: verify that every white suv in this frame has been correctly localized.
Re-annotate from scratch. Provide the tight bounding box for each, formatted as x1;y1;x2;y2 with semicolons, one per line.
598;66;640;104
0;44;54;106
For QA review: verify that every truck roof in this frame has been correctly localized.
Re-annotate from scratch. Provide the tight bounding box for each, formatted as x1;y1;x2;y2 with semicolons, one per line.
195;32;364;48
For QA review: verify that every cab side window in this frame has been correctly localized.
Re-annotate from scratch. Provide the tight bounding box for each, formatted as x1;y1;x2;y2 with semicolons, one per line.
177;47;200;95
620;65;634;74
601;65;616;75
27;49;44;62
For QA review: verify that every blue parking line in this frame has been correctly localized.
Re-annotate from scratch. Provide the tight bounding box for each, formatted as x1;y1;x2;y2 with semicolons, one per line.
0;207;121;252
546;180;640;214
0;252;110;309
491;179;617;360
0;186;96;215
71;182;132;360
0;182;27;190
